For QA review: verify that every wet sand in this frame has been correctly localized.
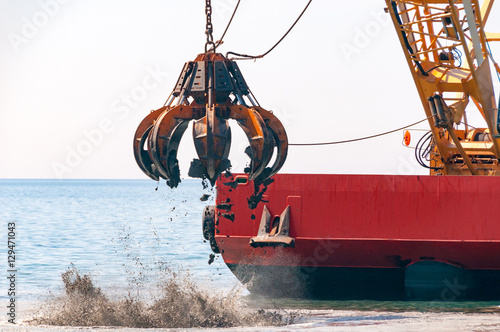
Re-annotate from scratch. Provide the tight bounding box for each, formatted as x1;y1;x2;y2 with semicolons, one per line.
3;305;500;331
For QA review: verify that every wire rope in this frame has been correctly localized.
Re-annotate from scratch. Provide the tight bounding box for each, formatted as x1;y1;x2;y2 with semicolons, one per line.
226;0;313;60
212;0;241;51
289;116;433;146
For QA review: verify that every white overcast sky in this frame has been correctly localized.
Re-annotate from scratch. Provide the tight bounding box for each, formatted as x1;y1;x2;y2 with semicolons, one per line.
1;0;499;179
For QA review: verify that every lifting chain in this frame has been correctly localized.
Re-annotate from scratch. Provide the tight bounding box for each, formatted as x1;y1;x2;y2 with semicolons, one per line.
205;0;215;52
133;0;290;187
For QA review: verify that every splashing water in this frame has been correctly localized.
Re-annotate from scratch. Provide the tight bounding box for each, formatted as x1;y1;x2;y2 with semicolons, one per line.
29;266;295;328
15;179;296;328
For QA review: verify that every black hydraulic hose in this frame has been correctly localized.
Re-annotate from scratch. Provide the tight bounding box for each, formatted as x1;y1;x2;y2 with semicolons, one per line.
415;131;441;169
391;1;428;76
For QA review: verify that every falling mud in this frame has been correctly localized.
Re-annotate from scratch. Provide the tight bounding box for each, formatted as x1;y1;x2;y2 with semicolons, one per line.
29;266;295;328
200;193;211;201
247;173;274;210
221;212;235;222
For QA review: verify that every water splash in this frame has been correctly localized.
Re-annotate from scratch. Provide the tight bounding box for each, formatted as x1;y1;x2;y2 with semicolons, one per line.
29;266;295;328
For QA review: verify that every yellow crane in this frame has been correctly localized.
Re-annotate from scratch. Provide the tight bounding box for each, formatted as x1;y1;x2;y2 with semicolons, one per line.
387;0;500;175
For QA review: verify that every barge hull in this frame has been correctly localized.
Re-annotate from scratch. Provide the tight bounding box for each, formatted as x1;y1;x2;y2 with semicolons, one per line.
215;174;500;300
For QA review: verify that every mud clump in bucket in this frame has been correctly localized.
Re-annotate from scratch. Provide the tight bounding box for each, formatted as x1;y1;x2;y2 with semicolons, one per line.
30;266;295;328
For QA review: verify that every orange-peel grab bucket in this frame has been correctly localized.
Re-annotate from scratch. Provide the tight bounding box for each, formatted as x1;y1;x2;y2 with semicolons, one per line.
133;53;288;188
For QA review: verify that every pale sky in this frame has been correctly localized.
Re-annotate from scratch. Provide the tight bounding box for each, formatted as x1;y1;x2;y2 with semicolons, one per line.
1;0;499;179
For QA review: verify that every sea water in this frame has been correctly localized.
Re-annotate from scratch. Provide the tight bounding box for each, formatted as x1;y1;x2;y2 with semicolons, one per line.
0;179;235;299
1;179;500;331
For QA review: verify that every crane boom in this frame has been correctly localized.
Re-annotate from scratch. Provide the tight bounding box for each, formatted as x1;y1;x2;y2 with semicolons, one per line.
387;0;500;175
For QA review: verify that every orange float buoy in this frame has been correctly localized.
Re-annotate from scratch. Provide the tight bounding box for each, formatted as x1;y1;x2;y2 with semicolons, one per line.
403;130;411;146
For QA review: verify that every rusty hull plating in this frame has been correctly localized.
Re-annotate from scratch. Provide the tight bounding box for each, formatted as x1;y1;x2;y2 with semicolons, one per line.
133;53;288;187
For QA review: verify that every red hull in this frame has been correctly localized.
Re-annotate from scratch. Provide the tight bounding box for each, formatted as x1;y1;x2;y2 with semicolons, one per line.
213;174;500;299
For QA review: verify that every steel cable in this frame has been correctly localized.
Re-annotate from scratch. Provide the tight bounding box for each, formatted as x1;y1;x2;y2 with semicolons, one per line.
289;116;433;146
226;0;313;60
213;0;241;51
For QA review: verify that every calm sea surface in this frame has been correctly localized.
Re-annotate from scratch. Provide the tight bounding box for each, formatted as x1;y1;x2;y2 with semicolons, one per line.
1;179;500;331
0;179;234;299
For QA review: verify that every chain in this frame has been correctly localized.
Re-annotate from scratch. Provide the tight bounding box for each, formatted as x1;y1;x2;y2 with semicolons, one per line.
205;0;215;52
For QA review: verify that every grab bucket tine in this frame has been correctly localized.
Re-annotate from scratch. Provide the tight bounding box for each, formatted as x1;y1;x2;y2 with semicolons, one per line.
253;106;288;177
193;106;232;184
135;126;160;181
149;106;197;188
227;106;272;179
133;107;168;180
